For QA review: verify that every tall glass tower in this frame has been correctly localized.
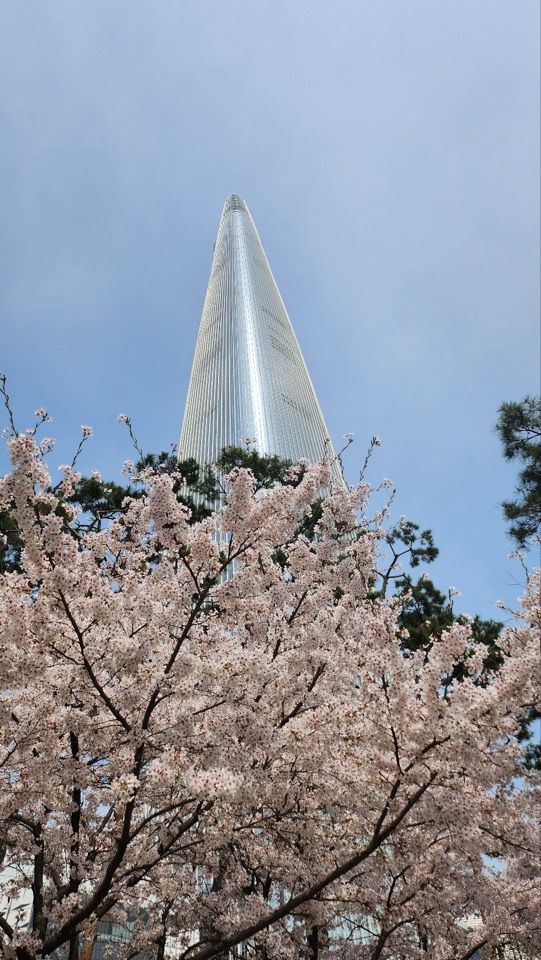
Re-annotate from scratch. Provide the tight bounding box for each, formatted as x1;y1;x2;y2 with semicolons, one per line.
179;194;337;470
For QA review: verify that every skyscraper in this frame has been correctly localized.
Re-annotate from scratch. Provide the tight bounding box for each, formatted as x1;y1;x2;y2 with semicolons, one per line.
179;195;339;472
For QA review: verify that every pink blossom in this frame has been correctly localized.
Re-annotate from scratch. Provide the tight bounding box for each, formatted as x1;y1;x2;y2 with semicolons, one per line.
0;428;538;959
33;407;52;422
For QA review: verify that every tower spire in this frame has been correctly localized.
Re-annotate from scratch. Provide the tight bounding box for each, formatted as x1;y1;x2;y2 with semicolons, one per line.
180;195;338;472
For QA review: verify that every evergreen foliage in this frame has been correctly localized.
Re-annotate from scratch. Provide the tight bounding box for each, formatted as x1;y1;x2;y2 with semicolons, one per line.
496;395;541;545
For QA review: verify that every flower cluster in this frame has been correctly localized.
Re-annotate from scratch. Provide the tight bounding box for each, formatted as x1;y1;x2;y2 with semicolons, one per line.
33;407;53;422
0;429;538;960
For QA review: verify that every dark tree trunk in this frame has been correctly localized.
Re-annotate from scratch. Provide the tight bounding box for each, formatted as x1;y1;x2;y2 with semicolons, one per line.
68;932;79;960
307;925;319;959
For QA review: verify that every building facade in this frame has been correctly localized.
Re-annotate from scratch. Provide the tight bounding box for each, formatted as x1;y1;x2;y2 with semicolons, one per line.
179;194;338;472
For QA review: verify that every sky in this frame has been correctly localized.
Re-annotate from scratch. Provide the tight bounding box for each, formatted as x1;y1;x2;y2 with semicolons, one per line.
0;0;539;621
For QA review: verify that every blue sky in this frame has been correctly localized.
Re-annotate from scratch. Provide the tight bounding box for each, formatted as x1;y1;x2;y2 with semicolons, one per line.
1;0;539;620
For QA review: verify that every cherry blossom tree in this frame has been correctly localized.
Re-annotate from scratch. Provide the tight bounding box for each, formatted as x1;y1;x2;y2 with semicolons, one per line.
0;426;539;960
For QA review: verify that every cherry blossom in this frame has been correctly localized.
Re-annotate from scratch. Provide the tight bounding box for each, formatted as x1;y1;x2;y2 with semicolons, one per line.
0;430;538;960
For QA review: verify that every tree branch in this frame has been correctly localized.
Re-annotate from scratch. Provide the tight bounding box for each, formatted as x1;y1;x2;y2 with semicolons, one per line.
183;771;437;960
58;591;131;732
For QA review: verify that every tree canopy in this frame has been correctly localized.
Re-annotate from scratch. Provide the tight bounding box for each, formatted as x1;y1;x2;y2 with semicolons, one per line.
0;426;539;960
496;395;541;546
